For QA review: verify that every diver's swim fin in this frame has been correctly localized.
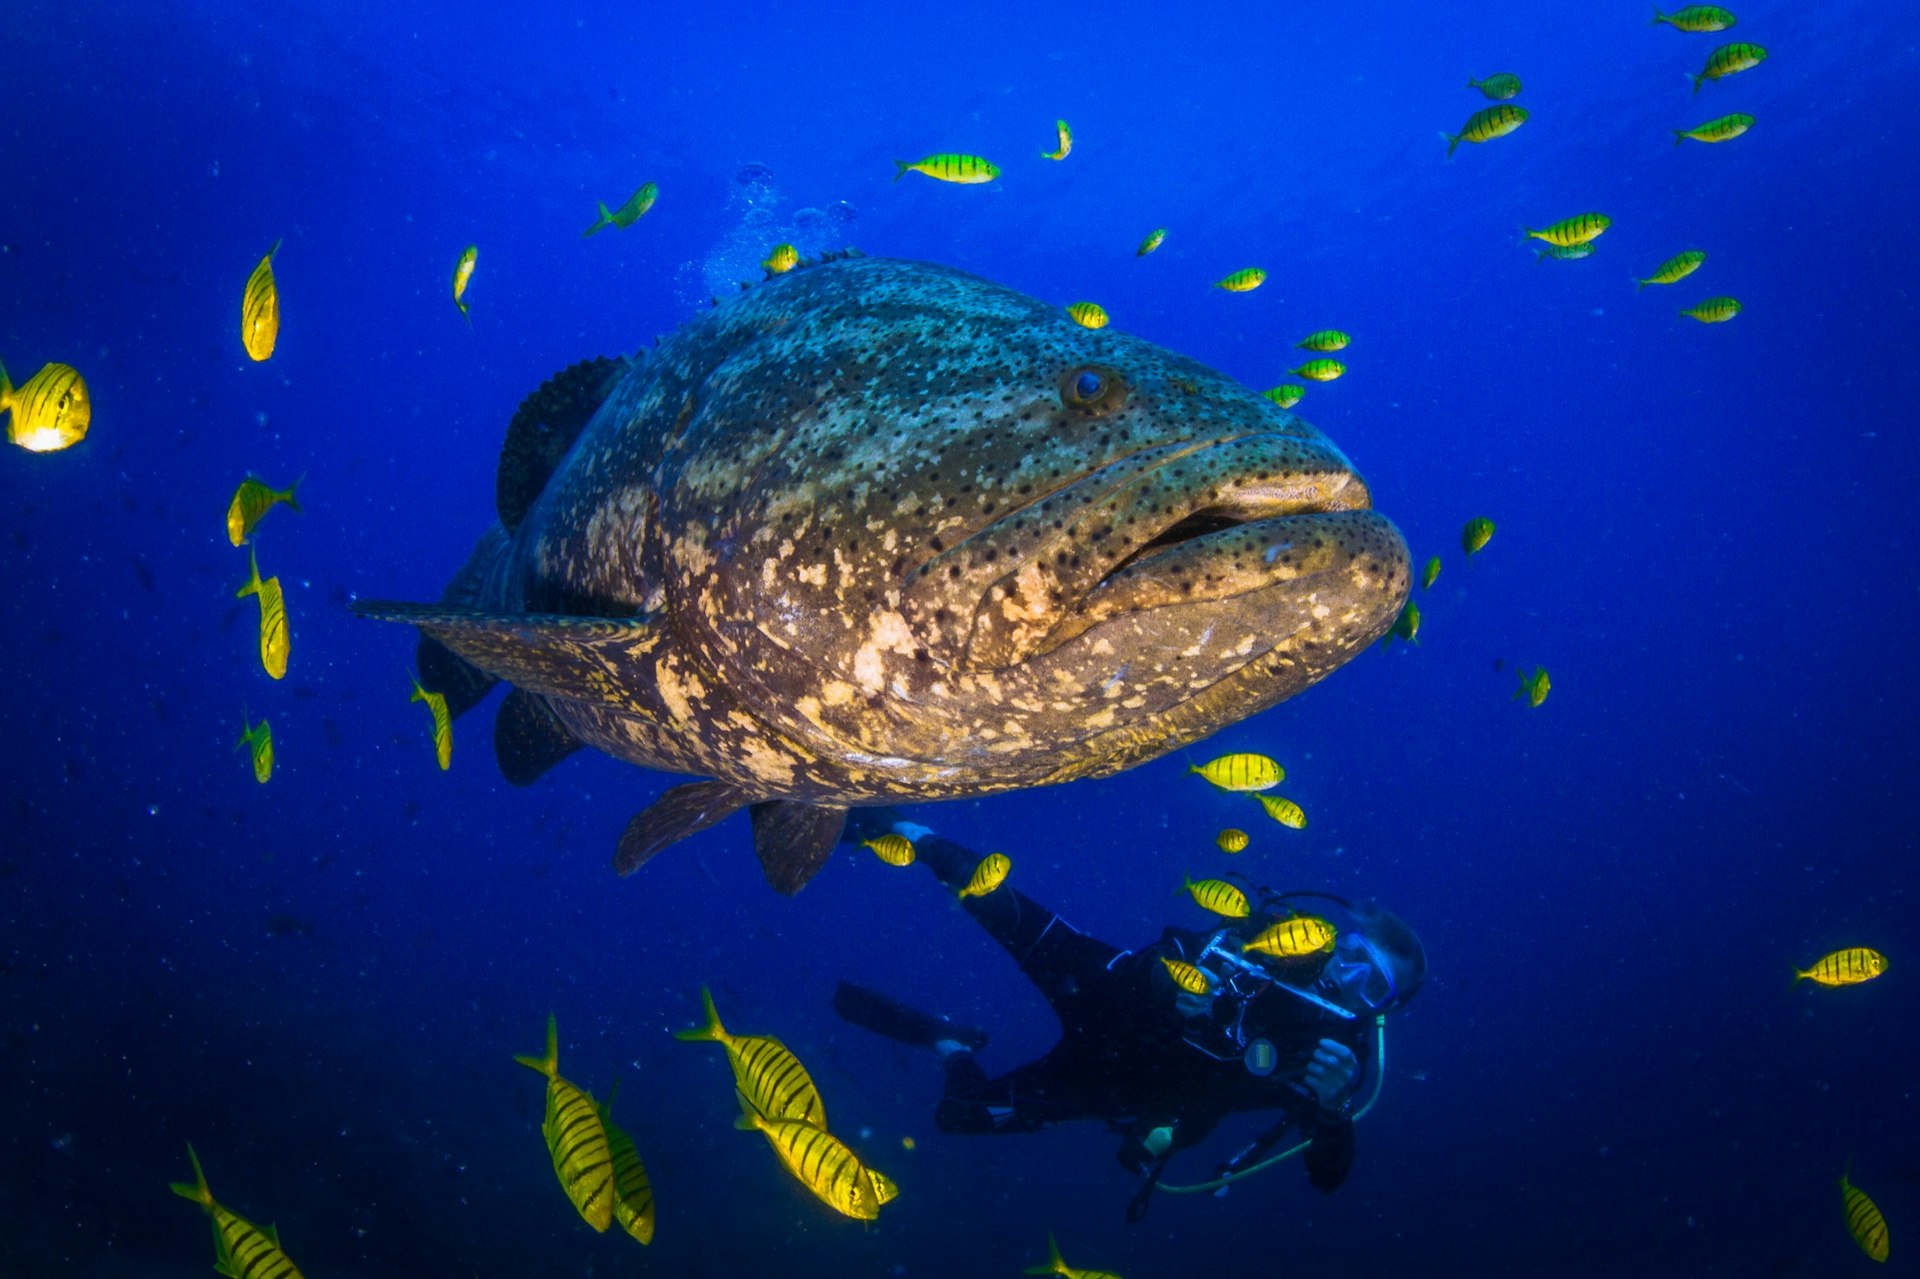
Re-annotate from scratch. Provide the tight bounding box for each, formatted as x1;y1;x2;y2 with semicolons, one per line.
833;981;988;1053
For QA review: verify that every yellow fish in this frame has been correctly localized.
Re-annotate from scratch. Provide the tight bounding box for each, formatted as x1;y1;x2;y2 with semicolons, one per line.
1654;5;1737;32
763;243;799;274
675;985;827;1126
1042;119;1072;160
1025;1232;1123;1279
1136;228;1167;257
1444;104;1527;157
1693;42;1766;94
514;1014;616;1232
1675;112;1753;144
237;546;289;680
452;244;478;323
1515;665;1550;708
871;1167;901;1204
409;672;453;770
733;1093;882;1221
1635;250;1706;290
1467;73;1523;100
225;474;302;547
1263;384;1304;409
1295;329;1350;352
1215;828;1250;854
959;852;1012;899
1536;242;1596;262
1244;915;1337;959
1214;268;1265;292
861;833;917;867
1291;358;1345;382
582;181;658;237
1160;956;1211;995
170;1144;306;1279
1066;302;1109;329
1681;296;1742;323
236;712;273;784
1190;752;1283;792
1841;1164;1890;1262
1381;599;1420;648
600;1082;655;1246
1255;794;1307;829
240;238;281;362
1184;876;1249;918
1421;556;1441;590
894;153;999;184
0;359;91;453
1526;213;1611;247
1462;516;1495;555
1795;947;1887;987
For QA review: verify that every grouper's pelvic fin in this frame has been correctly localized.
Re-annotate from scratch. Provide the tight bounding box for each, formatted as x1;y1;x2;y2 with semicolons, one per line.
495;687;583;786
749;799;847;895
496;356;627;534
614;780;752;876
413;524;512;720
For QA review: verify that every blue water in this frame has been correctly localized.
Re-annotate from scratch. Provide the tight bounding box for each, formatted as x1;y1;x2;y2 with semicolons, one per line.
4;1;1917;1274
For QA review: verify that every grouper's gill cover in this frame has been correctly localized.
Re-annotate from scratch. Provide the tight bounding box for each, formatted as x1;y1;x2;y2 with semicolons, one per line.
355;256;1410;894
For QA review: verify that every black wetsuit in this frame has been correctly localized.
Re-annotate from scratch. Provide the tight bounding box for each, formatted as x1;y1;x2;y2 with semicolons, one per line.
917;835;1373;1196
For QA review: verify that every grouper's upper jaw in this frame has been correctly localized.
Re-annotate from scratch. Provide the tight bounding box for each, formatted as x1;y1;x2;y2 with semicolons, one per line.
901;427;1395;672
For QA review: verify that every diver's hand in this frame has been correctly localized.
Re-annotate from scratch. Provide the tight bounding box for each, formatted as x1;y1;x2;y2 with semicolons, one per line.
1303;1038;1359;1113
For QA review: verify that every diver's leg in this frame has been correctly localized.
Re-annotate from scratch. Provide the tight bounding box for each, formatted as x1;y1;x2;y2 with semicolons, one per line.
832;981;988;1051
934;1053;1090;1135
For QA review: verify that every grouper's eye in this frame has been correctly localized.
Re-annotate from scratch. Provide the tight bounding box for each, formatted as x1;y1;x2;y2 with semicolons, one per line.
1059;364;1128;417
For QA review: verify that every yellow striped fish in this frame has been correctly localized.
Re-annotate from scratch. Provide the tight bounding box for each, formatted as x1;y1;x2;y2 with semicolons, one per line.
1066;302;1109;329
1525;213;1611;247
1795;947;1887;987
1515;666;1551;708
1190;752;1283;792
1214;268;1265;292
1841;1164;1890;1262
1;359;91;453
582;182;658;237
1381;599;1420;648
1263;384;1304;409
170;1144;305;1279
1654;5;1737;32
237;546;289;680
1422;556;1441;590
514;1013;616;1232
1444;104;1527;157
1184;876;1249;918
1256;794;1307;829
1291;358;1345;382
1467;73;1522;100
236;712;273;784
1635;250;1706;290
861;833;917;867
226;475;302;547
452;244;478;323
1675;112;1752;144
1536;242;1596;262
763;243;799;274
675;985;827;1126
1160;956;1211;995
870;1167;901;1205
1681;296;1741;323
959;852;1012;899
241;239;281;362
1136;227;1167;257
733;1092;882;1220
600;1081;655;1245
894;153;999;184
1693;42;1765;94
409;672;453;770
1244;915;1337;959
1462;516;1495;555
1025;1232;1124;1279
1215;828;1249;854
1042;119;1072;160
1295;329;1350;352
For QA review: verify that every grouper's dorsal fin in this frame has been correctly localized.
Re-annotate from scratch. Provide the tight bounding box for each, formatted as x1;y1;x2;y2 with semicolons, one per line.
350;602;660;710
614;779;753;876
749;800;847;896
494;687;583;786
497;356;628;533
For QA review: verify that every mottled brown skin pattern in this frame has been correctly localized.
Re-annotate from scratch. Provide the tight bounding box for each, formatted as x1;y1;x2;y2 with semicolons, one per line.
489;257;1408;805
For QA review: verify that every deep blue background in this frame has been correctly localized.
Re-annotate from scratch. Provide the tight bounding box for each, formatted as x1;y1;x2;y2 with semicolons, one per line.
3;1;1917;1274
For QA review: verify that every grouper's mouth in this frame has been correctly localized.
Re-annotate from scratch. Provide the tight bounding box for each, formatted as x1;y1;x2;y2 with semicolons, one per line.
902;430;1397;671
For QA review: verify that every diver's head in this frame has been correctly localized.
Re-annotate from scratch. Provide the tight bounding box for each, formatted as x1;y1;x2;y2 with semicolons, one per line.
1327;904;1426;1012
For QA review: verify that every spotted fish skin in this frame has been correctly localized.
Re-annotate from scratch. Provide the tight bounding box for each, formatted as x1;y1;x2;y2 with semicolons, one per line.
358;258;1408;890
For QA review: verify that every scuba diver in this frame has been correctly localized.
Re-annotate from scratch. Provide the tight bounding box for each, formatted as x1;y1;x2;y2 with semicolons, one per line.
833;815;1427;1221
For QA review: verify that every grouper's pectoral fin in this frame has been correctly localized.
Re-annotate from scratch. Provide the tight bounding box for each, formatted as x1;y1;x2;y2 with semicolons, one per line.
749;800;847;896
494;688;583;786
350;602;661;711
615;780;753;876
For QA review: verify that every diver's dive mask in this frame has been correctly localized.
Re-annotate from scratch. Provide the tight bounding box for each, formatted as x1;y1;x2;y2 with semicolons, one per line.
1327;932;1398;1011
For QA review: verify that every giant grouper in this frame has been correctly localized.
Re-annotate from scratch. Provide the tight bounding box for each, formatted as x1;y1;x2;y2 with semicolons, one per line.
354;254;1410;893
